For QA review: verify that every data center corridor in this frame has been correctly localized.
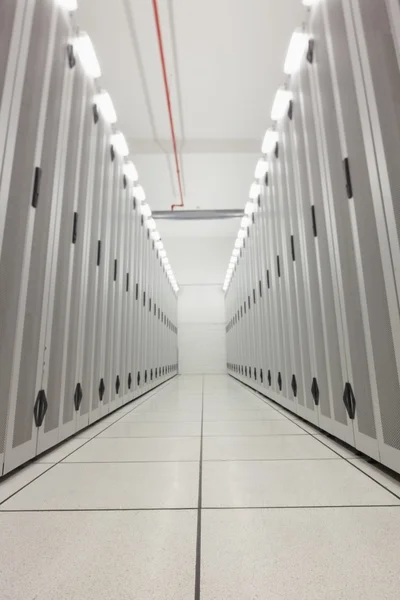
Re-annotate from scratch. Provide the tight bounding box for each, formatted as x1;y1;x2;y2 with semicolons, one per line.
1;373;400;599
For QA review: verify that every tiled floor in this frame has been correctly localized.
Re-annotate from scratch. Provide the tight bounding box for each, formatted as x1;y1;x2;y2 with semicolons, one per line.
1;374;400;599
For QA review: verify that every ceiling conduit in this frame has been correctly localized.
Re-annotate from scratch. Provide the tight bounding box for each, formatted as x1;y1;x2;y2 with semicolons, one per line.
152;0;185;211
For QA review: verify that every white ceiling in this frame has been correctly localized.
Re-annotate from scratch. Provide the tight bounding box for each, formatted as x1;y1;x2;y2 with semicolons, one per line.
75;0;306;257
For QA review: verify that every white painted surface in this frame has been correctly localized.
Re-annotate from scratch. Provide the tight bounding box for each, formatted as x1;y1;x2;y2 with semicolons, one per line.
178;284;226;374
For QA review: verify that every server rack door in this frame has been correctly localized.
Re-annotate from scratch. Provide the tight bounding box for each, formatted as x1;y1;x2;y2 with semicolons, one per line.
1;0;58;474
278;121;303;415
259;186;274;395
251;207;266;389
91;137;114;421
125;194;136;401
104;155;122;410
135;215;145;394
287;107;318;425
57;73;97;443
265;161;284;398
72;79;98;433
345;0;400;471
82;117;109;423
307;9;355;445
294;55;335;433
133;212;143;397
16;8;73;459
108;170;125;411
311;0;380;458
120;182;131;402
270;156;292;407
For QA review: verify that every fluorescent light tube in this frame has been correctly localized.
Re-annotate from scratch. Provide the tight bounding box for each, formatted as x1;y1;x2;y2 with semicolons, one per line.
241;216;251;229
244;201;257;216
284;30;309;75
235;238;244;249
94;91;117;124
60;0;78;10
135;186;146;202
159;250;167;258
271;88;293;121
123;161;139;182
254;159;268;179
75;33;101;79
261;129;279;154
140;202;151;217
146;218;156;231
111;132;129;157
249;182;261;200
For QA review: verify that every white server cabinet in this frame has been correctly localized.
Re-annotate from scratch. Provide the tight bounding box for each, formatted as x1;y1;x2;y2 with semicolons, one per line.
226;0;400;474
0;4;178;476
1;0;62;473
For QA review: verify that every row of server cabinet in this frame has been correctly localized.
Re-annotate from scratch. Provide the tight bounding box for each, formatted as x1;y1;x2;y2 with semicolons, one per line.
0;0;178;476
226;0;400;475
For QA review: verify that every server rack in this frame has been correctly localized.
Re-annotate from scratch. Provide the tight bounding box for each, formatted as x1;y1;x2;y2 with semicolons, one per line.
0;1;178;476
226;0;400;474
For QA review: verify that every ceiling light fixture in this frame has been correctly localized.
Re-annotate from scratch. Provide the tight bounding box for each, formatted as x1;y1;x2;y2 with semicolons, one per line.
123;161;139;182
74;33;101;79
159;249;167;258
140;202;151;217
135;186;146;202
60;0;78;11
244;201;257;216
271;88;293;121
241;216;251;229
249;182;261;200
232;248;240;257
151;230;161;241
261;129;279;154
111;132;129;157
254;159;268;179
284;30;310;75
94;91;117;124
238;229;247;239
235;238;244;249
155;240;163;250
146;217;157;231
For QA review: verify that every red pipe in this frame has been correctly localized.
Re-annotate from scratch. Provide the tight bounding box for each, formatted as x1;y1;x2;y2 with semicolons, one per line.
152;0;184;211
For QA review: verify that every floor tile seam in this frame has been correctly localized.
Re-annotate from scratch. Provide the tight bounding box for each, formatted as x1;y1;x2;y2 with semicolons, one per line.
44;458;344;465
238;379;400;502
1;504;400;514
194;375;205;600
0;379;175;507
89;433;310;439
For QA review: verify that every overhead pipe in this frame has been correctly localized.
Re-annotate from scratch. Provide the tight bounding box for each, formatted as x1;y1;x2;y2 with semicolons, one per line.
152;0;184;211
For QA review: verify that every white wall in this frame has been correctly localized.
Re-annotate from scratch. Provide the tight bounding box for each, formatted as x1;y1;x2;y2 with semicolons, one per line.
165;237;229;374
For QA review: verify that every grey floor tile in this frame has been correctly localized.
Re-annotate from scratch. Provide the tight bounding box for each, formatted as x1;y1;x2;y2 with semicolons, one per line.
1;462;199;510
0;510;196;600
202;460;399;507
348;458;400;497
0;464;51;504
203;409;286;421
63;436;200;462
98;421;201;438
203;434;337;461
36;438;88;462
201;507;400;599
203;420;307;437
313;434;359;458
120;410;202;422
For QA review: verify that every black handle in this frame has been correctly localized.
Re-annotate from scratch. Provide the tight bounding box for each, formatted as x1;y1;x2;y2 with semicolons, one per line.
291;235;295;261
97;240;101;266
277;255;281;278
126;273;129;292
74;383;83;411
343;157;353;199
34;390;48;427
343;382;356;419
113;259;117;281
311;205;317;237
72;212;78;244
311;377;320;406
31;167;42;208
